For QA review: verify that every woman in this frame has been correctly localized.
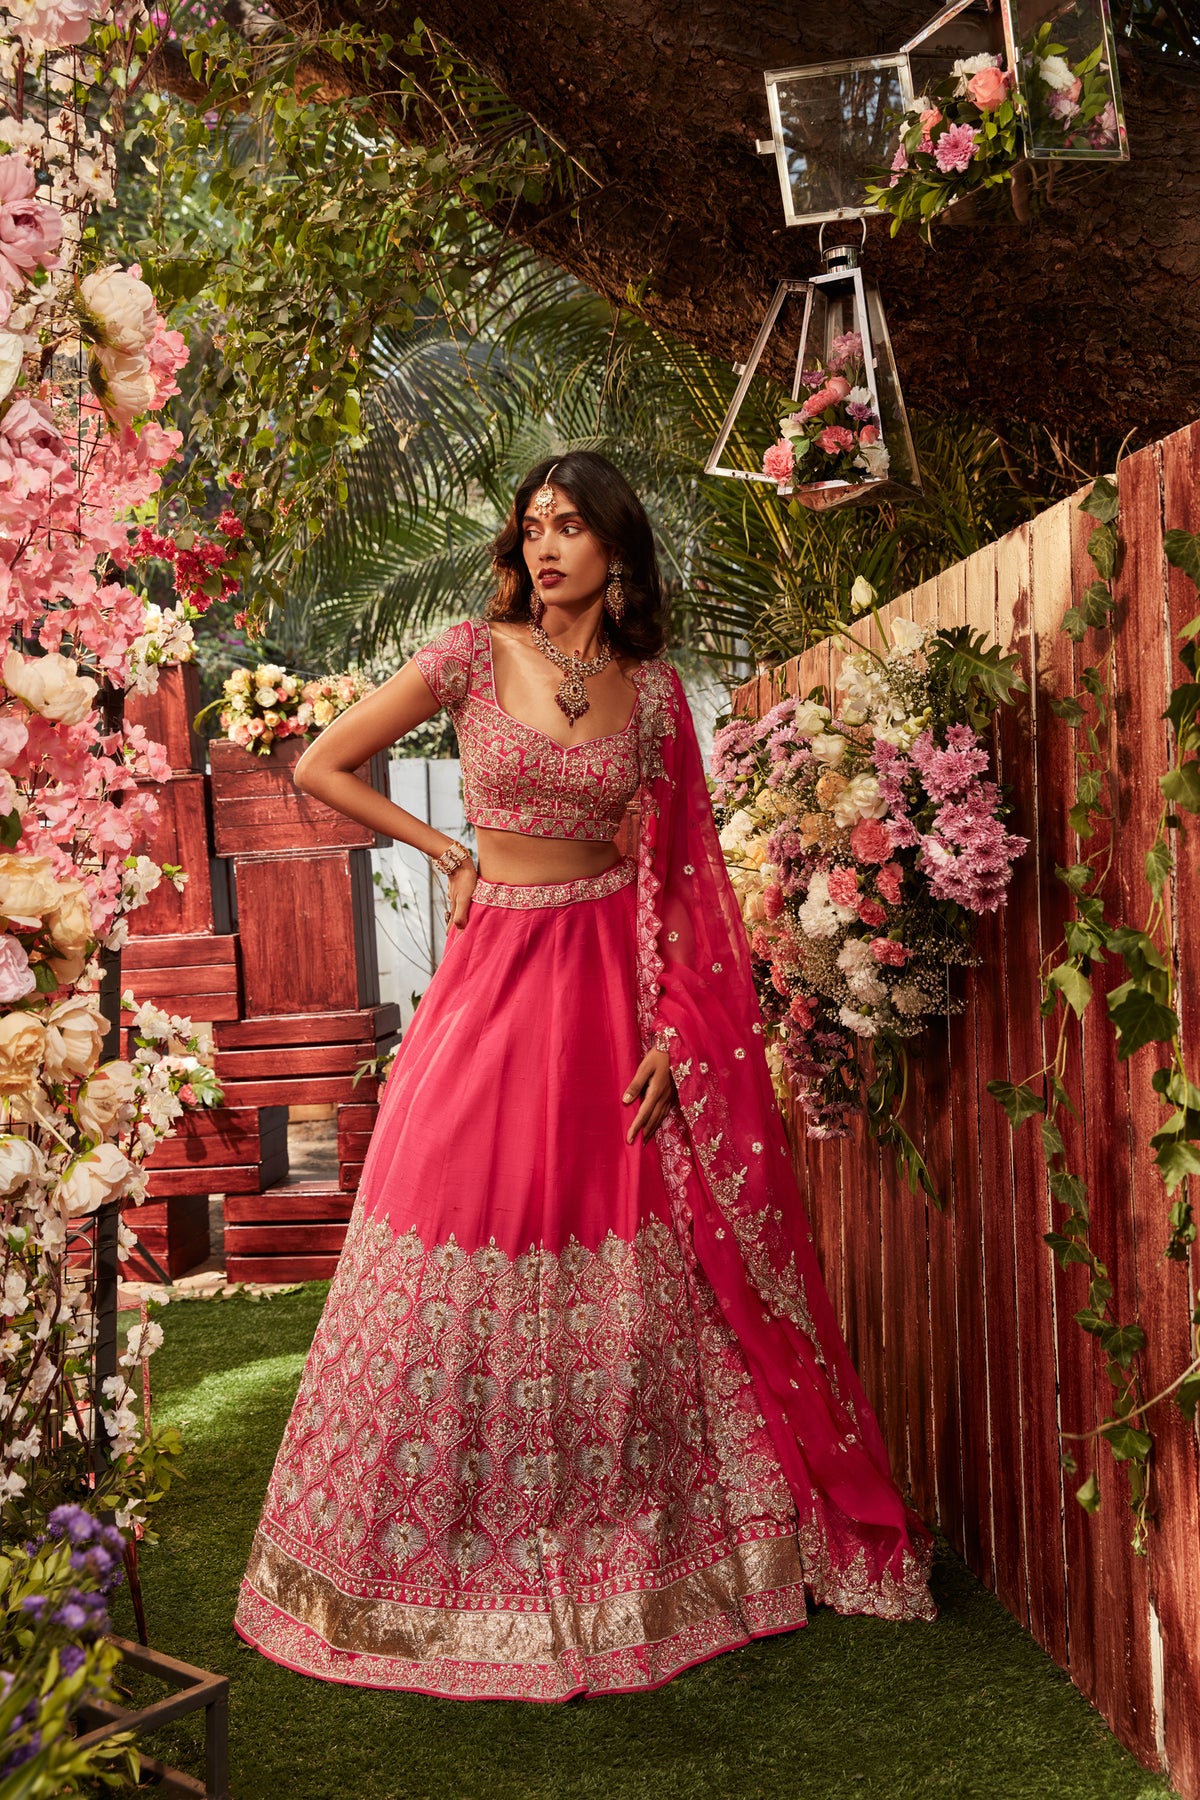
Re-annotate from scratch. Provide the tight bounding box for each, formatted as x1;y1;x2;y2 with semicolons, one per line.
235;452;934;1702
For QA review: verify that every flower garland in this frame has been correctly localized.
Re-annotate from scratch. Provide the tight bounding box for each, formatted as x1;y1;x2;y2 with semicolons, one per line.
712;607;1026;1186
864;31;1121;238
0;0;226;1553
760;329;890;496
212;662;374;754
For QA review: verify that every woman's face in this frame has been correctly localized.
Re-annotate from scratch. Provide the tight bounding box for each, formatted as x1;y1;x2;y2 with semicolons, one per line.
521;488;611;613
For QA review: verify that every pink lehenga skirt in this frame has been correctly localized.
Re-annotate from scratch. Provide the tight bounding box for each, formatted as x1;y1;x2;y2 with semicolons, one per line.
235;862;900;1701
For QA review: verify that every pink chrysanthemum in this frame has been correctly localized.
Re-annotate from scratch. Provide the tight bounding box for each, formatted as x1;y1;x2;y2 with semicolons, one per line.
934;122;979;173
762;439;795;485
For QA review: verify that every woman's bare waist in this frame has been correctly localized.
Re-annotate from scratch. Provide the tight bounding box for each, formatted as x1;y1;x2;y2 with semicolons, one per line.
473;826;623;885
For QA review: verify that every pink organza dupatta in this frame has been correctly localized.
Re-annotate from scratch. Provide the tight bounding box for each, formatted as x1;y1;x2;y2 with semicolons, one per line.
630;660;934;1620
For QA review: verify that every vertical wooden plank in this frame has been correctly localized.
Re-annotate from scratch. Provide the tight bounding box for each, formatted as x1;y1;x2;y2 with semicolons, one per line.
1007;496;1072;1668
1154;419;1200;1800
984;521;1036;1625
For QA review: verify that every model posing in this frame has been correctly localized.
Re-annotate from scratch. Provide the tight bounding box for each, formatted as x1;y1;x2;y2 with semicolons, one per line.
235;452;934;1701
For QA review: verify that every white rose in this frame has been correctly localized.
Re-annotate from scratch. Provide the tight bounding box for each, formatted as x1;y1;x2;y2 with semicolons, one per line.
79;265;157;353
57;1142;134;1217
254;687;277;710
0;329;25;403
76;1060;136;1142
850;575;875;616
889;616;928;655
0;1011;46;1097
43;994;105;1081
2;651;98;725
94;347;155;425
791;700;830;736
0;1133;44;1195
1038;53;1077;91
832;773;888;829
810;733;847;767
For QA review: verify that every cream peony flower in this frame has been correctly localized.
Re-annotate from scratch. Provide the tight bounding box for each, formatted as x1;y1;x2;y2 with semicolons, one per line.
792;700;830;736
46;877;93;959
889;616;929;656
810;732;847;767
94;347;155;425
832;773;888;830
0;852;62;919
76;1060;136;1142
79;265;157;352
0;1132;44;1194
57;1143;134;1217
2;650;98;725
0;932;35;1003
0;1011;46;1096
43;993;105;1081
0;328;24;402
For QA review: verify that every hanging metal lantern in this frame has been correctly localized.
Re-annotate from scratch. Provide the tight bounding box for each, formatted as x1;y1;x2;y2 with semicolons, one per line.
705;231;920;512
755;0;1126;230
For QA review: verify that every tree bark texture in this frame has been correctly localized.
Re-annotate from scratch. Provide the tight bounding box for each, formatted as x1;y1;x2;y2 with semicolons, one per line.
269;1;1200;435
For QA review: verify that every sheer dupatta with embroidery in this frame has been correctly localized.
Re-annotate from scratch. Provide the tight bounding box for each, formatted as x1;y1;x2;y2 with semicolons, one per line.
630;659;935;1621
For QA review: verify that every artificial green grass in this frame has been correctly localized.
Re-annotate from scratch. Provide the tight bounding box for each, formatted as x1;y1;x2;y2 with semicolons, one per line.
112;1286;1176;1800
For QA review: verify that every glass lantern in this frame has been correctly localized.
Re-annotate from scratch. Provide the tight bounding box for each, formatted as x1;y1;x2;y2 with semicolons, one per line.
704;238;920;512
1000;0;1127;160
759;56;915;227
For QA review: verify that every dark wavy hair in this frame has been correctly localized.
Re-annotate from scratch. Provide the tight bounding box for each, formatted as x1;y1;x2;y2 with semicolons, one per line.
486;451;667;660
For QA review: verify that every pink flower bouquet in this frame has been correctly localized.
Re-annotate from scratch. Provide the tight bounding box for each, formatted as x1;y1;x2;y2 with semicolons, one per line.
215;662;374;754
760;331;891;495
712;618;1026;1161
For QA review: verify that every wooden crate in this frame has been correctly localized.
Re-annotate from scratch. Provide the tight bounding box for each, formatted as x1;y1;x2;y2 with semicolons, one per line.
210;739;388;855
142;1105;287;1172
121;934;240;1023
121;1197;210;1282
125;664;206;774
214;1040;395;1083
218;1070;380;1109
224;1180;357;1283
214;1005;399;1049
127;774;230;939
231;850;379;1018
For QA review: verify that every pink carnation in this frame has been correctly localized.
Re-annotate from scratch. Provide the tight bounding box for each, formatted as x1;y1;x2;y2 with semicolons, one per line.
825;865;858;907
849;818;892;864
788;993;816;1029
830;331;863;366
934;123;979;174
857;898;887;928
871;938;910;967
889;142;908;187
762;439;794;485
875;861;903;905
817;425;855;455
763;881;785;921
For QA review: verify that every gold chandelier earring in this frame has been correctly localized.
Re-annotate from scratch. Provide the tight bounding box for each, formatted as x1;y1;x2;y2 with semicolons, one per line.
604;557;626;626
530;586;545;625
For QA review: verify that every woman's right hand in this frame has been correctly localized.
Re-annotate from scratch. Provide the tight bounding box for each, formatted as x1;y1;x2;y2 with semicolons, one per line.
446;861;478;932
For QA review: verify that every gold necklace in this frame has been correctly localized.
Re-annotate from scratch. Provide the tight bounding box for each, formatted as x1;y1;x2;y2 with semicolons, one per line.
529;620;613;724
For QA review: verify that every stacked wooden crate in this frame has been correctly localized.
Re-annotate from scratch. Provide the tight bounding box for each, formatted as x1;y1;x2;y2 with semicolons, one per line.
207;737;397;1285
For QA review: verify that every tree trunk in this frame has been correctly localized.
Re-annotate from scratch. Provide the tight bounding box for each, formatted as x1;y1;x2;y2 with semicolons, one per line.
268;1;1200;434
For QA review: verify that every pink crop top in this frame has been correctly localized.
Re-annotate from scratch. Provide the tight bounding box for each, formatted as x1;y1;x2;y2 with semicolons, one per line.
413;619;648;841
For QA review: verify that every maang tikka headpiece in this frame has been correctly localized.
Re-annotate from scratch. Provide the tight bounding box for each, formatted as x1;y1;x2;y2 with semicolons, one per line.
532;463;560;516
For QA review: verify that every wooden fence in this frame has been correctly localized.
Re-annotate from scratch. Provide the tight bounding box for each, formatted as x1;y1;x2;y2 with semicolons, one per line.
733;420;1200;1797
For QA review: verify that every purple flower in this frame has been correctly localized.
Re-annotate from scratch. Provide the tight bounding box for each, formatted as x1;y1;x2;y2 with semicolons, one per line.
1088;100;1118;147
59;1644;86;1676
934;123;978;174
800;367;826;390
47;1505;96;1547
55;1602;89;1632
1047;90;1080;123
20;1594;48;1618
910;727;990;800
1;1733;41;1777
846;401;876;424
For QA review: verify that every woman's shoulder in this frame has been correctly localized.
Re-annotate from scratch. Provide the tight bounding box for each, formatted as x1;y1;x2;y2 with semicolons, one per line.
631;651;685;705
410;617;482;707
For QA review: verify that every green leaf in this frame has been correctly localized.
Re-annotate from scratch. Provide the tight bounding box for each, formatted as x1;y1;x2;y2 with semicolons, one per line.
1145;837;1171;900
1102;1422;1152;1463
1047;961;1093;1019
1055;863;1093;895
1107;986;1178;1058
986;1079;1045;1127
1155;1138;1200;1193
1164;527;1200;587
1059;608;1087;644
1098;1322;1146;1368
1080;476;1119;524
0;809;21;848
1079;581;1116;628
1161;760;1200;813
1087;522;1119;581
1075;1473;1101;1513
931;625;1027;708
1176;1371;1200;1424
1048;1168;1086;1209
1052;694;1086;725
1040;1118;1066;1158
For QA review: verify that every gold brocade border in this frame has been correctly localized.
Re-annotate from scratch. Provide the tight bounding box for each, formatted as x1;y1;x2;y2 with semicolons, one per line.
237;1528;809;1700
472;859;636;911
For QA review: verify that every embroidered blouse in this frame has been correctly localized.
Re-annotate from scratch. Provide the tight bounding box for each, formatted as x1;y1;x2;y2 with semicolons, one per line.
413;619;651;842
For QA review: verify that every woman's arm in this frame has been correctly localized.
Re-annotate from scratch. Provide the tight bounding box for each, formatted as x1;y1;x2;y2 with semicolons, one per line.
292;663;459;859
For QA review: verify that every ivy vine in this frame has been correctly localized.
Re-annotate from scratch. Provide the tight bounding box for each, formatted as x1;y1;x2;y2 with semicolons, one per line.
988;476;1200;1551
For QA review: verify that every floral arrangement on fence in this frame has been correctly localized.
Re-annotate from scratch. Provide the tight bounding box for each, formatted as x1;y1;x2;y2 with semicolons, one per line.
214;663;375;753
864;29;1120;236
1;1504;139;1790
760;329;890;495
711;605;1026;1188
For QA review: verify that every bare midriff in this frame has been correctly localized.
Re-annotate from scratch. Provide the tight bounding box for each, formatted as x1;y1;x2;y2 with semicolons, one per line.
473;827;623;886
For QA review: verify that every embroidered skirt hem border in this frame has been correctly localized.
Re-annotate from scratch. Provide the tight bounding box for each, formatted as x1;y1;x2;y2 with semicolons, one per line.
234;1531;810;1703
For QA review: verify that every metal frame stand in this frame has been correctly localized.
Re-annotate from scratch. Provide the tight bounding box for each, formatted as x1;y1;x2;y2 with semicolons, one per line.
74;1637;230;1800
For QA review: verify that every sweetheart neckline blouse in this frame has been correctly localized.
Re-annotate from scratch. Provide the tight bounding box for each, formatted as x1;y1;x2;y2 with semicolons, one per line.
413;619;650;842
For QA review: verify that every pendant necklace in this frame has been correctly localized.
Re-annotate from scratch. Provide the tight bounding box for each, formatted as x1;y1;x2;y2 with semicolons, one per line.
529;619;612;724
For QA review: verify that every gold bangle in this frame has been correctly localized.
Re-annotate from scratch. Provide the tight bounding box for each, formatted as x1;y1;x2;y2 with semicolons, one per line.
433;840;473;878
